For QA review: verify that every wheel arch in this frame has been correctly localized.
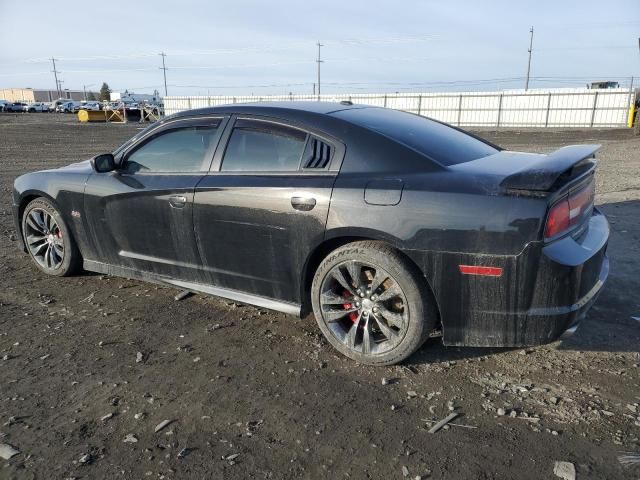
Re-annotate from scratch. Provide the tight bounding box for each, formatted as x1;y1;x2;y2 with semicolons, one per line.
16;191;57;250
17;191;74;251
300;231;442;327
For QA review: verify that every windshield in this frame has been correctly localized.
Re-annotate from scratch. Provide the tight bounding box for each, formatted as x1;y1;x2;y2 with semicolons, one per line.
332;107;500;166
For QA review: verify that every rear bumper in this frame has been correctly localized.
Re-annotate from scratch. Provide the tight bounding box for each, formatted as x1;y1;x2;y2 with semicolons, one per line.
525;212;609;342
474;249;609;346
410;209;610;347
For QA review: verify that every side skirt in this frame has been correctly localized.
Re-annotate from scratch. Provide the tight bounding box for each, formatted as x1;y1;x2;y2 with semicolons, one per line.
83;260;302;317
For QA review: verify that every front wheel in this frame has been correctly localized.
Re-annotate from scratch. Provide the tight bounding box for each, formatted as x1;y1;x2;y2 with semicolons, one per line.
311;241;437;366
22;197;81;276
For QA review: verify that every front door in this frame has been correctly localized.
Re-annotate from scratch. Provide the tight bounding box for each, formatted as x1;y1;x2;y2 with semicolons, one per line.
193;117;343;306
83;116;226;281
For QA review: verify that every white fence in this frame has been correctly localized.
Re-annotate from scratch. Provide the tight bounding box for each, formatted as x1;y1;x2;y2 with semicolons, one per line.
164;87;634;128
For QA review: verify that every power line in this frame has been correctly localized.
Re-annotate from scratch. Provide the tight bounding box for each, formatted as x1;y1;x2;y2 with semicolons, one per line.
4;74;638;95
169;61;313;70
9;30;635;67
536;45;637;50
169;82;310;89
18;36;438;64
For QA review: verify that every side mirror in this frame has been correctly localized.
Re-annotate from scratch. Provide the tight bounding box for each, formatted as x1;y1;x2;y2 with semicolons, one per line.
91;153;116;173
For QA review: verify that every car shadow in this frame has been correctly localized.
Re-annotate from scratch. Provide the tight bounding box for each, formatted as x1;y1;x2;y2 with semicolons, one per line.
409;337;517;365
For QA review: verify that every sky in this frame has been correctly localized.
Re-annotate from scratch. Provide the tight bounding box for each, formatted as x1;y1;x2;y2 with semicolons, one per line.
0;0;638;96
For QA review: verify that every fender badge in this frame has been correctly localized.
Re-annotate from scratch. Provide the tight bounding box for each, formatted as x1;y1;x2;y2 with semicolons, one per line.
71;210;81;218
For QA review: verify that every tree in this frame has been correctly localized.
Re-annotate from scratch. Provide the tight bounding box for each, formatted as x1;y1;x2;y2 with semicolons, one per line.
87;91;97;101
99;82;111;101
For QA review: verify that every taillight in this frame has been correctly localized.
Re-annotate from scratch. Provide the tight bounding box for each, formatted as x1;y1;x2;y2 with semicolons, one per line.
544;200;570;238
544;181;594;239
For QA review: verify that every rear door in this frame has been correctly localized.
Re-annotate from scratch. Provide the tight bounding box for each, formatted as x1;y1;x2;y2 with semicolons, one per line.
192;116;344;305
83;116;227;280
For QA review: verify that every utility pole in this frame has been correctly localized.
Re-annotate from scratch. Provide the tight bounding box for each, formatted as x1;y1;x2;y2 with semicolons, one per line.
525;26;534;91
316;41;323;101
50;57;61;99
159;52;168;97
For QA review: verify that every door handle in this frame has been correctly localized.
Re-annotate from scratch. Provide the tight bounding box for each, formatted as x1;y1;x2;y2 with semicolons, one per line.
169;195;187;208
291;196;316;211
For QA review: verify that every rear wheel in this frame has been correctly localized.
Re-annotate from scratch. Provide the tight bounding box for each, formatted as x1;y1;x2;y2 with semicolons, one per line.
22;198;81;276
311;241;436;365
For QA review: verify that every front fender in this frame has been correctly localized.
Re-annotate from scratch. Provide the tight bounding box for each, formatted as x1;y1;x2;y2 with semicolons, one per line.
13;169;92;256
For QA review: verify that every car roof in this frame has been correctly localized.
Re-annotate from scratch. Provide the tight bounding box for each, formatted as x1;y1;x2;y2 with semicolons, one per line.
173;101;369;119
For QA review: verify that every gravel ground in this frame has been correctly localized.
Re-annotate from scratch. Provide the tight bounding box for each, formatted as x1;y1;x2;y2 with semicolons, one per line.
0;114;639;480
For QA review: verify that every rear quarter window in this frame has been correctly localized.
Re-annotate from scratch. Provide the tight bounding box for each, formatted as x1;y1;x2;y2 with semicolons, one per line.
332;107;499;166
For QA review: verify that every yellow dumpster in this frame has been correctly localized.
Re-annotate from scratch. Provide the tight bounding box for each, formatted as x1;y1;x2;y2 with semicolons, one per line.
78;109;107;122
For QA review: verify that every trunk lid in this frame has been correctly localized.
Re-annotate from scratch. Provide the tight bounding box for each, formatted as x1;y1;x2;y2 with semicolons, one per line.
449;144;600;193
449;144;600;242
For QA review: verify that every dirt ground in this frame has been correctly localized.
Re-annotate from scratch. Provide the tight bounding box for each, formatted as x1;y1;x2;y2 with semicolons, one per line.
0;114;639;480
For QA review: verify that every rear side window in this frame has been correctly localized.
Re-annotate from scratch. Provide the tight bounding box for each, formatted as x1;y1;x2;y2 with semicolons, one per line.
221;119;307;172
333;108;498;166
124;124;220;173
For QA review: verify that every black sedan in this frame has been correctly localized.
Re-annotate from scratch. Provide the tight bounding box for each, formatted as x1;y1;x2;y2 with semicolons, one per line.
12;102;609;365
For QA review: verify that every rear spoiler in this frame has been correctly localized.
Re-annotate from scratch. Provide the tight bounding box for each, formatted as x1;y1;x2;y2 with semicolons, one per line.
500;144;600;192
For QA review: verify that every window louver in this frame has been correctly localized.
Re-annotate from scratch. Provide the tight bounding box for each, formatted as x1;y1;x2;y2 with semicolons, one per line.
303;138;332;169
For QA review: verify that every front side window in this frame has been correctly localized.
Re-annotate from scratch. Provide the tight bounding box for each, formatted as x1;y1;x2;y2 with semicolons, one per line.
221;119;307;172
124;124;220;173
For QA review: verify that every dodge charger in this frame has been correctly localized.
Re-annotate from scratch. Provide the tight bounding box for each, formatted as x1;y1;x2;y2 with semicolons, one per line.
12;102;609;365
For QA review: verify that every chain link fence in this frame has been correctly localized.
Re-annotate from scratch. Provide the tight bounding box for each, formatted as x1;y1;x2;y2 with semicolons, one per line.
164;87;635;128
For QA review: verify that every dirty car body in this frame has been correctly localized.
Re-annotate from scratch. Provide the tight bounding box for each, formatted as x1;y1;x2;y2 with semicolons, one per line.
12;102;609;349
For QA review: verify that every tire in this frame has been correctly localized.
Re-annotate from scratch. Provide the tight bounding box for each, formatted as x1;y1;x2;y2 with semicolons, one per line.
21;197;82;277
311;241;437;366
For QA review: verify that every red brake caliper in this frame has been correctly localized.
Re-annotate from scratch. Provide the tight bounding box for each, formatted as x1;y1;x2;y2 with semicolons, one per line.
342;290;359;323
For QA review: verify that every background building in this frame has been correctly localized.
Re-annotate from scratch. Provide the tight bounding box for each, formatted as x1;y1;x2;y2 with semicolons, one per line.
0;88;95;102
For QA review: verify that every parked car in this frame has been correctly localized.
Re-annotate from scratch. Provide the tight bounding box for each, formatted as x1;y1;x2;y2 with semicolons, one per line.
78;101;102;111
55;102;69;113
5;102;27;112
56;101;80;113
0;100;9;112
23;102;49;113
11;102;610;365
49;99;73;113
